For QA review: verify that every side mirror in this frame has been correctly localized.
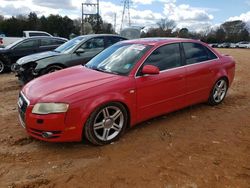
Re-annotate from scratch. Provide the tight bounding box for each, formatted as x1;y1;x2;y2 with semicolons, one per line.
141;65;159;75
75;48;85;54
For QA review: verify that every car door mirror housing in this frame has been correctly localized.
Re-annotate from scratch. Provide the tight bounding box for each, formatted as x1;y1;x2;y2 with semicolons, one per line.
75;48;85;54
141;65;160;75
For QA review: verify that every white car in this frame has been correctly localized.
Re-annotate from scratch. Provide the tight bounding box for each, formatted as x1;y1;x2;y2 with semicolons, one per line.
236;41;250;48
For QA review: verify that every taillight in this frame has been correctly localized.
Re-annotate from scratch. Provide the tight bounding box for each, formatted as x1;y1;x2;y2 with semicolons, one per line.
0;38;3;44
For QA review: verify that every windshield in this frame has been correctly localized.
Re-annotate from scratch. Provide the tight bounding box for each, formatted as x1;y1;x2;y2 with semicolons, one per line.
55;36;85;53
85;43;151;75
5;38;23;49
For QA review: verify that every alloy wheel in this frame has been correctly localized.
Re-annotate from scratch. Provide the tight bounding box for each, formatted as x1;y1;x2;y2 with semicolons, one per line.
93;106;124;141
213;79;227;103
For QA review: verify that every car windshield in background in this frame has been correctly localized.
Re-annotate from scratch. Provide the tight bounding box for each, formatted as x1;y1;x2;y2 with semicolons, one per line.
55;36;85;53
85;43;152;75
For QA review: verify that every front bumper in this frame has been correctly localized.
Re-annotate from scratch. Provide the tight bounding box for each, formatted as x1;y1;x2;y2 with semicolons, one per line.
18;93;83;142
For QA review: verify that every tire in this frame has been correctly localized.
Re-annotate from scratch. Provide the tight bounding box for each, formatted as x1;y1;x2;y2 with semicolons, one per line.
11;64;16;72
208;78;228;106
42;65;63;75
84;102;128;145
0;60;6;73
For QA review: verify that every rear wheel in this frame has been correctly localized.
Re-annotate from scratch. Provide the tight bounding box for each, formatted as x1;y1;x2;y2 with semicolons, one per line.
84;102;128;145
0;60;5;73
208;78;228;105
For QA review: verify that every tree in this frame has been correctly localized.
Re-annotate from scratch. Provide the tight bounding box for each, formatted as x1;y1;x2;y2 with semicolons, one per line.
157;18;176;31
215;28;226;43
178;28;189;38
239;29;249;41
221;20;247;42
84;14;103;34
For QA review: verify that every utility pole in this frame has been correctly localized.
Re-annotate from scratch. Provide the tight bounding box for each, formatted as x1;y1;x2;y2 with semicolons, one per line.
120;0;131;33
114;13;117;33
81;3;84;35
81;0;100;34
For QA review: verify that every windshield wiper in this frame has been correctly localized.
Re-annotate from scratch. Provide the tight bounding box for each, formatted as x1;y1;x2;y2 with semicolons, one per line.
84;65;119;75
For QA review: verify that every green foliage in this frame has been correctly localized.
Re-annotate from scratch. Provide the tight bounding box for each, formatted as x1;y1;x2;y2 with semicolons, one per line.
0;12;115;38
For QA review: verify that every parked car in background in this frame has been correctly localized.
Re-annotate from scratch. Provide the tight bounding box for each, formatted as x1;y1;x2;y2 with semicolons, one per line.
235;41;250;48
229;43;236;48
209;43;218;48
17;38;235;145
14;34;127;84
1;31;53;48
218;42;231;48
0;36;67;73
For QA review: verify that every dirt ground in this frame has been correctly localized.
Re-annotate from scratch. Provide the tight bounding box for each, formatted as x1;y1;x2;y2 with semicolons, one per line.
0;48;249;188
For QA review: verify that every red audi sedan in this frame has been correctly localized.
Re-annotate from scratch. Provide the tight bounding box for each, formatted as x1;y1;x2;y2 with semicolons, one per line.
18;38;235;145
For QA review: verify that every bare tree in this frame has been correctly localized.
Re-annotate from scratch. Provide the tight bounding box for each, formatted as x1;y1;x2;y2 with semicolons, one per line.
157;18;176;31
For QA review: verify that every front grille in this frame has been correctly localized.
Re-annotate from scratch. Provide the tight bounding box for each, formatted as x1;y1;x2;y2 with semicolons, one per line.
18;92;29;124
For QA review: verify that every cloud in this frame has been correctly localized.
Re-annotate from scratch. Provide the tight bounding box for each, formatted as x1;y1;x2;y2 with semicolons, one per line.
0;4;32;16
162;1;214;31
228;11;250;30
0;0;216;32
32;0;76;10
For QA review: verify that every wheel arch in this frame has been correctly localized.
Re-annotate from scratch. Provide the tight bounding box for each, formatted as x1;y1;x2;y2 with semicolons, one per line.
79;97;132;140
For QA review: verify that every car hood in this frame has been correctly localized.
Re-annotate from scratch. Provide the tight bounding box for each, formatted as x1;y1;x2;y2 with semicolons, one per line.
22;66;120;104
17;51;61;65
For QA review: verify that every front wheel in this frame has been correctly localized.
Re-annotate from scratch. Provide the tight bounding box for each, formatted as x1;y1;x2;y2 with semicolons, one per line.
208;78;228;105
84;102;128;145
42;65;64;75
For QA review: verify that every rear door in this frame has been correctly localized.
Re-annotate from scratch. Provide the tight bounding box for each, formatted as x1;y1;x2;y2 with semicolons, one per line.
10;39;39;62
38;38;65;52
136;43;187;122
182;42;219;105
69;37;105;66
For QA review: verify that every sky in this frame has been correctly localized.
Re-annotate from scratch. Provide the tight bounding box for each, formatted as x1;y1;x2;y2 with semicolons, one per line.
0;0;250;32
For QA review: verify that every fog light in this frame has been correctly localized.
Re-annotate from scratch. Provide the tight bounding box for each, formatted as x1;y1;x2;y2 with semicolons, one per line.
41;132;53;138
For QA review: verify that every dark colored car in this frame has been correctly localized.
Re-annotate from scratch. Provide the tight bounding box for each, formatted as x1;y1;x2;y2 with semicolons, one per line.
14;34;127;84
0;36;67;73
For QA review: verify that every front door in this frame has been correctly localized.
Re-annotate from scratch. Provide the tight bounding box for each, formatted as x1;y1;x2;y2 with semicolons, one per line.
135;43;187;122
70;37;105;66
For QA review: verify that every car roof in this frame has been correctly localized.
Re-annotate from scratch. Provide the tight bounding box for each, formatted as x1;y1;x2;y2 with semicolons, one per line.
120;37;199;46
23;36;68;41
80;34;127;39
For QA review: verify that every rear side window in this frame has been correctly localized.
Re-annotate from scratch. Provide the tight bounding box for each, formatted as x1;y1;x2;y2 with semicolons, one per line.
142;43;182;71
183;42;217;65
106;37;126;47
41;38;52;46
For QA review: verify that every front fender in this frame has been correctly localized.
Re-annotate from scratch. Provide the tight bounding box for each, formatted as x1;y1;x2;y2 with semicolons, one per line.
64;90;137;135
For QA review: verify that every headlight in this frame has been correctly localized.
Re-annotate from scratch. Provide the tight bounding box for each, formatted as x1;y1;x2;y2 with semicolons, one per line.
32;103;69;115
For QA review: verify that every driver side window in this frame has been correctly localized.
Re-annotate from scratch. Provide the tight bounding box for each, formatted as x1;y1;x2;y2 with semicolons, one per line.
137;43;182;76
80;38;104;51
